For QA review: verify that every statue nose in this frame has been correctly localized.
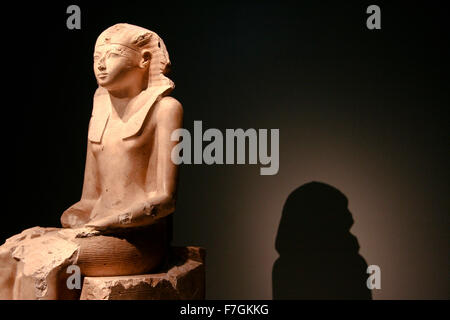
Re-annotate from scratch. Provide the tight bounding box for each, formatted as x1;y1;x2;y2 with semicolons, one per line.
97;58;106;71
98;63;106;72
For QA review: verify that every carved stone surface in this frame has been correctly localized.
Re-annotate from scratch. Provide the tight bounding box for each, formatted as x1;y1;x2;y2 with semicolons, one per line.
61;23;182;233
0;23;193;300
0;227;80;300
80;247;205;300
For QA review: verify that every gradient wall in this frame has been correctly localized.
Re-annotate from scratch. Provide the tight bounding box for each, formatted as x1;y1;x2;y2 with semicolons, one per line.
4;1;448;299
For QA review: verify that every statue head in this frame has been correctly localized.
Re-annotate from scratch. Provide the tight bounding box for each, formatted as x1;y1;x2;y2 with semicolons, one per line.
93;23;174;94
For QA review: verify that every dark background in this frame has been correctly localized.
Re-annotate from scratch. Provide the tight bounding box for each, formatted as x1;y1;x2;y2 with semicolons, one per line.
3;1;449;299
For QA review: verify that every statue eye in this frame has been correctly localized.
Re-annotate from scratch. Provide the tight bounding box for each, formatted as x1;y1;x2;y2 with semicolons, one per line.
108;52;121;58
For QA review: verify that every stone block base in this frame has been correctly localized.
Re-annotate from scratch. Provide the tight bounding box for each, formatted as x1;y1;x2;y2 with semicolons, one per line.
80;246;205;300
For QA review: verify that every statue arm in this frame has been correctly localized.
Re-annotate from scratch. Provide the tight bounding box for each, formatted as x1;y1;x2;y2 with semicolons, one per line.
124;97;183;225
146;96;183;217
61;137;100;228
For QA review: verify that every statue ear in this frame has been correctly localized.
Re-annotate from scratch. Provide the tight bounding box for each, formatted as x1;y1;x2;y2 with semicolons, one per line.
139;50;151;68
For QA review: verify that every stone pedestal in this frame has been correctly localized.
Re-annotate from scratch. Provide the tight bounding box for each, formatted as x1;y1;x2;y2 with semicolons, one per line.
80;246;205;300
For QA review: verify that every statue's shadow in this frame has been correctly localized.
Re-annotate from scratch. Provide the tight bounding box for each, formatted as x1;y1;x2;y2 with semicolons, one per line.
272;182;372;299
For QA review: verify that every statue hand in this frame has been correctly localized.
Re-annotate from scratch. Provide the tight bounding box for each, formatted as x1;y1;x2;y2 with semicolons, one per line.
61;200;94;228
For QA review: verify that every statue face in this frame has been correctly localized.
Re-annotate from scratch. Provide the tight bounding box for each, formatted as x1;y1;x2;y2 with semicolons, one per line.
93;44;144;91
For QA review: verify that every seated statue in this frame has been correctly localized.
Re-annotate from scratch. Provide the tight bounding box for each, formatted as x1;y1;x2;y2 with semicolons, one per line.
0;23;183;299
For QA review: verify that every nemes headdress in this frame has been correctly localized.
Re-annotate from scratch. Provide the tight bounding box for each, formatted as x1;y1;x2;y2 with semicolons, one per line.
95;23;173;88
89;23;175;142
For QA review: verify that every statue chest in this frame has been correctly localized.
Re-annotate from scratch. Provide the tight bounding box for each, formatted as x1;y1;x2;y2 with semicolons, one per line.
91;118;155;160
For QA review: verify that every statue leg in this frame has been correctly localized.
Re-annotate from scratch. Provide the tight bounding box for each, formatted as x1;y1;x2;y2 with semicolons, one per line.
0;246;17;299
0;220;169;299
0;228;80;300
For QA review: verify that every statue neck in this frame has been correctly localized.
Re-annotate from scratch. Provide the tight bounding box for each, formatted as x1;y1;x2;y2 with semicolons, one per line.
108;85;144;121
109;95;134;121
107;72;149;121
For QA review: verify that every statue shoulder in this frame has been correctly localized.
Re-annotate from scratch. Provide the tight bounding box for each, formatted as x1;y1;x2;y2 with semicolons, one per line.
154;96;183;122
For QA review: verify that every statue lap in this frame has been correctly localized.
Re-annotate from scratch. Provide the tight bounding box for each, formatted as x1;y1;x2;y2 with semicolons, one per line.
0;218;169;299
75;219;169;277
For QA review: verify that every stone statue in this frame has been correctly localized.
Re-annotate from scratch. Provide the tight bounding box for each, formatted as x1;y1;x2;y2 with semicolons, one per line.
0;23;204;300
